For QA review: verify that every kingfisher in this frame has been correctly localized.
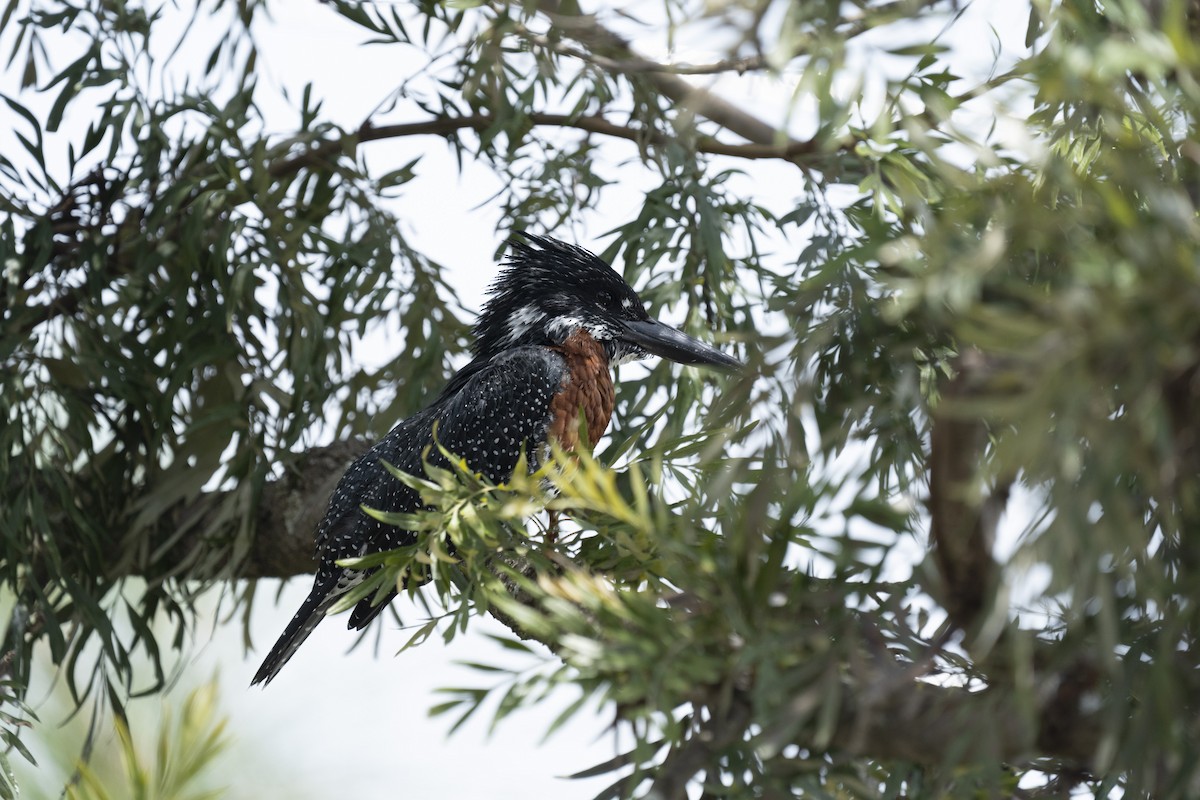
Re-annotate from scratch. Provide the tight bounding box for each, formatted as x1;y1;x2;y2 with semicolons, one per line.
252;233;741;686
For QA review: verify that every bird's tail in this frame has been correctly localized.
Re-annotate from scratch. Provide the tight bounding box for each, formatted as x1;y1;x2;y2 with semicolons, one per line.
251;572;349;686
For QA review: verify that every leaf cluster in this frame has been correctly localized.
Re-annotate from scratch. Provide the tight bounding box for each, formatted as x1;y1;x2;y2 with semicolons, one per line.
0;0;465;756
67;682;229;800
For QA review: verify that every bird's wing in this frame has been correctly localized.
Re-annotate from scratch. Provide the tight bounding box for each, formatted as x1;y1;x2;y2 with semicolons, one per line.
318;345;569;562
339;345;569;630
252;346;568;686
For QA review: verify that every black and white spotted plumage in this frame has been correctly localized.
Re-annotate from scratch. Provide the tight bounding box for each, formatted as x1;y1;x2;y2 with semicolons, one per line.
252;234;740;686
251;349;566;685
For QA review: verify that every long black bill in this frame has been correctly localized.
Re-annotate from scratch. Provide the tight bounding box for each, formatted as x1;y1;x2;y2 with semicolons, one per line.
621;318;742;371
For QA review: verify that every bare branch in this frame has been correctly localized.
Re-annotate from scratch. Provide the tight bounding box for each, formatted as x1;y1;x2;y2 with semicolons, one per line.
531;0;786;146
268;113;827;180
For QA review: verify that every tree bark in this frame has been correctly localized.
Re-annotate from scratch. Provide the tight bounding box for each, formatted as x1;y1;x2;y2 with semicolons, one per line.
163;439;369;580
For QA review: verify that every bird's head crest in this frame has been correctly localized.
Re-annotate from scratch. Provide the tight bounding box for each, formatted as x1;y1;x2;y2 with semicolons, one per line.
473;233;741;371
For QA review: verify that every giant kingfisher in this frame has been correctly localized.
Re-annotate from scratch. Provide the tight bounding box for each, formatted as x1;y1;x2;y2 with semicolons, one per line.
252;234;741;686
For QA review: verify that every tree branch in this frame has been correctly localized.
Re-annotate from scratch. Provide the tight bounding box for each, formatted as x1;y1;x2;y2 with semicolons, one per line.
246;439;372;577
928;348;1006;635
531;0;785;146
508;0;948;78
158;439;370;580
268;113;825;180
829;668;1100;767
273;0;816;183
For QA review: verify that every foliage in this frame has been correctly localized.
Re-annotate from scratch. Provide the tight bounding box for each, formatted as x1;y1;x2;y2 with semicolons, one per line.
0;0;466;724
0;678;36;800
1;0;1200;797
67;682;229;800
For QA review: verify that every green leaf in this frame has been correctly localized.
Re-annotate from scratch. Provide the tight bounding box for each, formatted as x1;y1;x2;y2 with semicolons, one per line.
887;43;950;57
0;751;18;800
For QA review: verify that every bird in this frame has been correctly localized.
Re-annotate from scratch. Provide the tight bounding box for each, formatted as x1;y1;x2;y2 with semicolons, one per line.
251;233;741;686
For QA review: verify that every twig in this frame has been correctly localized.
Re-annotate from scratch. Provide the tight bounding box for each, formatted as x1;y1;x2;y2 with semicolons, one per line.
268;112;828;180
650;691;754;800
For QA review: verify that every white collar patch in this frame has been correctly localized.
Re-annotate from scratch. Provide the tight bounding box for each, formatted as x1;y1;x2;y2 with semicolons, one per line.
506;306;546;344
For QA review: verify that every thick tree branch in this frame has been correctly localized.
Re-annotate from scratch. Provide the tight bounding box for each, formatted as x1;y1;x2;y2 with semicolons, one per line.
245;439;371;577
640;649;1101;795
161;439;370;580
651;690;755;800
928;348;1006;634
532;0;784;146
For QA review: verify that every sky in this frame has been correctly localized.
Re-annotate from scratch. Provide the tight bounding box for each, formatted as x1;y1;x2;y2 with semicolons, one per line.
4;1;1035;797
